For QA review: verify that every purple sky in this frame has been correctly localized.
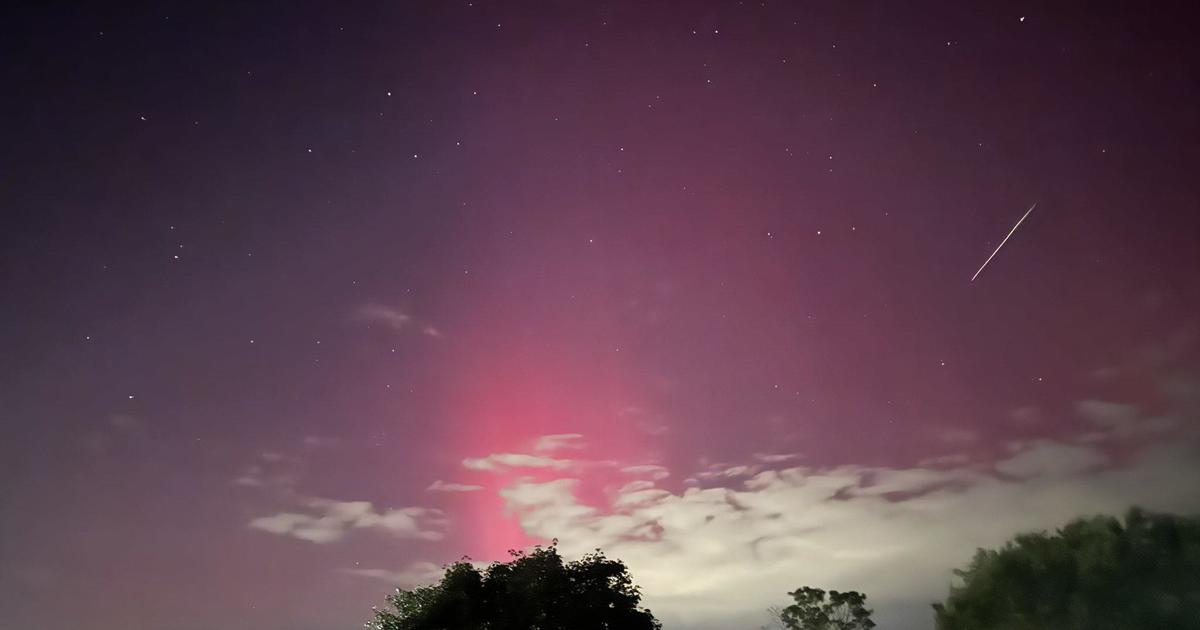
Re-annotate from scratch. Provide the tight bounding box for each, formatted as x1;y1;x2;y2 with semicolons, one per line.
2;3;1199;629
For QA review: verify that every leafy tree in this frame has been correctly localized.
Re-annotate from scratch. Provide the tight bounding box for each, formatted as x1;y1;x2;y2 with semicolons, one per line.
779;586;876;630
933;508;1200;630
369;543;661;630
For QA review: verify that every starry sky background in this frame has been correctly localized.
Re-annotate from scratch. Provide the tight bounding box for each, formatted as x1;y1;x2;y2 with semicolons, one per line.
2;2;1199;629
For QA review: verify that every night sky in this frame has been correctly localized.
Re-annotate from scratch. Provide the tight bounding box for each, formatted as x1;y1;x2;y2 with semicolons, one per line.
3;3;1199;629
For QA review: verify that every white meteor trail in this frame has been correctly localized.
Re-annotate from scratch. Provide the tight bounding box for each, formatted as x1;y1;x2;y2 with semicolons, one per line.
971;202;1038;282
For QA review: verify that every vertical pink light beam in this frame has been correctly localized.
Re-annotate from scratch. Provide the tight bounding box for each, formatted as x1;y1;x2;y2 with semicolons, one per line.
971;202;1038;283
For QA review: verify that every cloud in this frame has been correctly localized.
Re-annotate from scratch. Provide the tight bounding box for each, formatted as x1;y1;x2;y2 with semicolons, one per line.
917;453;972;467
994;440;1106;478
753;453;801;464
937;427;978;444
249;498;446;544
109;414;143;432
533;433;585;453
620;464;671;480
618;480;658;494
338;561;446;587
233;450;301;489
1008;406;1040;426
1077;399;1175;437
490;432;1200;630
234;466;266;487
1077;400;1139;427
694;464;759;482
356;303;443;339
620;405;671;435
427;480;483;493
80;414;148;456
462;453;575;472
302;435;339;449
357;304;411;330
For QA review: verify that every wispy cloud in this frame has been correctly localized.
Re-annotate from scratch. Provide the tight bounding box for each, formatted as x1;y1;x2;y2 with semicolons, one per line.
463;452;576;472
533;433;585;453
427;480;483;493
620;464;670;480
302;435;339;449
249;497;446;544
356;303;443;339
338;561;445;587
357;303;411;330
937;427;978;444
752;453;801;464
232;440;318;489
485;377;1200;630
1077;399;1175;437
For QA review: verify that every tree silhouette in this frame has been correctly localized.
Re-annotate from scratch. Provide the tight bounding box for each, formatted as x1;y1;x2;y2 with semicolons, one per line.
369;543;661;630
933;508;1200;630
779;586;876;630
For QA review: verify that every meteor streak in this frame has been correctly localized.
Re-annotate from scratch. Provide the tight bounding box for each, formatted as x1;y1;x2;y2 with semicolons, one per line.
971;202;1038;282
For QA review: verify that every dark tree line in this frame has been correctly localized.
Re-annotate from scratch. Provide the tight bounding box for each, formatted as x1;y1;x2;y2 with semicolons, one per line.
934;508;1200;630
368;508;1200;630
369;544;660;630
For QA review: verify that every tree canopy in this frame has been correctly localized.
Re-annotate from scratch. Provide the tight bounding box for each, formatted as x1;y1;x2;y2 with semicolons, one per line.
778;586;876;630
933;508;1200;630
369;544;661;630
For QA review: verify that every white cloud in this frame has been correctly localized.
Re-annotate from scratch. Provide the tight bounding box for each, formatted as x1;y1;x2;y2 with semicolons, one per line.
249;497;446;544
232;451;300;490
695;464;758;481
356;303;443;339
427;480;483;493
338;561;446;587
1077;399;1175;437
621;464;670;480
994;440;1106;478
357;304;411;330
462;452;575;472
533;433;585;453
491;435;1200;630
618;480;658;494
753;453;801;464
234;466;265;487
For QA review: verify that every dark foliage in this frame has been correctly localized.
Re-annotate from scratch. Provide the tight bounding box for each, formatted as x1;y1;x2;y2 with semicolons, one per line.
369;543;661;630
933;508;1200;630
779;586;876;630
